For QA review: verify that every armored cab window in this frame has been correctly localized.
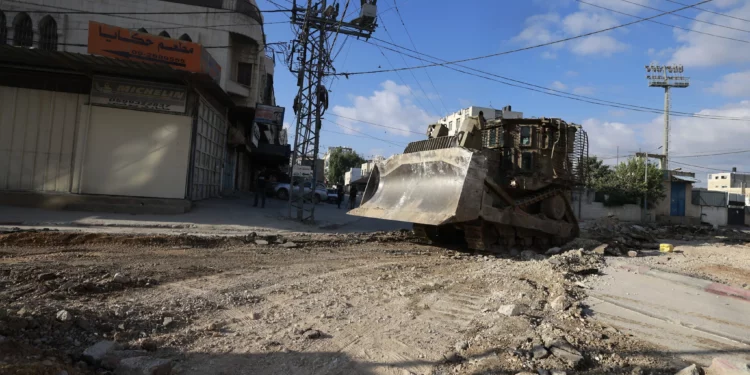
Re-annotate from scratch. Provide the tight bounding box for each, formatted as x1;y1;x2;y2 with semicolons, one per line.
520;126;532;147
521;152;534;171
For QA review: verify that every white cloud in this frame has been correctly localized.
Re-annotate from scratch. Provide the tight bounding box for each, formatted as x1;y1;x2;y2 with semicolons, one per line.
582;118;642;162
513;10;629;57
709;70;750;97
609;109;626;117
570;35;627;56
551;80;568;90
584;101;750;178
572;85;596;95
512;13;564;46
668;1;750;67
331;80;438;137
566;70;579;77
562;11;619;35
577;0;651;14
458;98;472;108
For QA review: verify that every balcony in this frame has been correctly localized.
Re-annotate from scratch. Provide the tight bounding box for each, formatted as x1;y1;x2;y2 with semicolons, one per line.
226;79;250;98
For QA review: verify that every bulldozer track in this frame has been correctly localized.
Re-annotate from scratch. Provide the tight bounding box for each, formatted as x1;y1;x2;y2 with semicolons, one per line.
412;186;578;253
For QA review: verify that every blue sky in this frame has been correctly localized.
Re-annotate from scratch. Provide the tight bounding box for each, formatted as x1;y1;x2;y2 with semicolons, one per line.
258;0;750;183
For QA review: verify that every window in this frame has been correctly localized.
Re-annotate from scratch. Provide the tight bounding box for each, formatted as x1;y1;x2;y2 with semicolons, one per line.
237;62;253;86
520;126;532;146
263;73;273;104
521;152;534;170
137;28;148;33
449;121;453;130
158;30;170;38
12;12;32;47
715;176;719;179
0;12;7;45
38;16;57;51
456;118;461;130
178;33;192;42
722;176;727;179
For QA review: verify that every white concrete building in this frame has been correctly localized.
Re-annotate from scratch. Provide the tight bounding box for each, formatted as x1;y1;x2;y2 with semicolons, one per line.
0;0;288;211
344;168;361;187
323;146;353;177
439;105;523;135
0;0;275;109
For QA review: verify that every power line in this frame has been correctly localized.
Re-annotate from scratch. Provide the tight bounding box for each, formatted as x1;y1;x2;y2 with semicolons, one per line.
664;0;750;24
329;113;424;135
672;149;750;158
615;0;750;33
332;0;714;76
2;9;290;15
373;43;435;117
389;0;449;114
3;0;285;35
60;21;290;31
578;0;750;44
358;37;750;122
379;20;442;116
324;119;407;147
669;159;748;172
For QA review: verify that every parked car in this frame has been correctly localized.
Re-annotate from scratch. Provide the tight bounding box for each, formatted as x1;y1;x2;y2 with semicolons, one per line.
327;188;338;203
273;181;328;204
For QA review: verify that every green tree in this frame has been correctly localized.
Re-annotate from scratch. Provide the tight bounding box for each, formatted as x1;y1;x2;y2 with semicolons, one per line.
582;156;613;188
595;158;666;207
325;148;365;185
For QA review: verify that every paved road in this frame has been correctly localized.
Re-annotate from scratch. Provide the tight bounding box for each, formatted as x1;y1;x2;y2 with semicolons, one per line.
587;259;750;367
0;196;410;235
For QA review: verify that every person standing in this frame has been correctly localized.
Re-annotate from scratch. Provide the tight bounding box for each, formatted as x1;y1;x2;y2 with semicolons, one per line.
336;184;344;209
349;184;358;209
253;169;267;208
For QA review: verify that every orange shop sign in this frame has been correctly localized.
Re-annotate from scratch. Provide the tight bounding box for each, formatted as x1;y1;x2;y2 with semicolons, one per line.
87;21;221;82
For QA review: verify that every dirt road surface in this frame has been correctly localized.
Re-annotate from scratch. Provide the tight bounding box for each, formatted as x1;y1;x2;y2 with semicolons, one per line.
0;230;688;375
588;261;750;367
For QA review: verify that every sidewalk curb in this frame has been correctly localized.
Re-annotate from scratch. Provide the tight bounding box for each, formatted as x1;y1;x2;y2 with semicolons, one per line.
609;260;750;303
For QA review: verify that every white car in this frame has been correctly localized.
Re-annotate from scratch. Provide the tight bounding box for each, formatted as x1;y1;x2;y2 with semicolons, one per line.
273;181;328;204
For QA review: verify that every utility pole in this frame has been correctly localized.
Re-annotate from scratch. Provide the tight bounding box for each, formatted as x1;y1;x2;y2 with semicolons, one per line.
643;150;648;222
645;64;689;170
287;0;377;222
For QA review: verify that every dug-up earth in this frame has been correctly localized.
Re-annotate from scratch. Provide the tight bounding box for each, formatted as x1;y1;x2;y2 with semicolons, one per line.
0;230;712;375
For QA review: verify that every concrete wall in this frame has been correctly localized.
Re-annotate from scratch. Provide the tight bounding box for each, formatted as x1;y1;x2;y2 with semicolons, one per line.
0;86;85;193
80;106;192;199
578;201;643;222
1;0;269;106
698;205;728;227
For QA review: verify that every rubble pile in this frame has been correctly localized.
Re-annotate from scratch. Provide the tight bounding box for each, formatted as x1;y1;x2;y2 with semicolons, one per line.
581;217;750;254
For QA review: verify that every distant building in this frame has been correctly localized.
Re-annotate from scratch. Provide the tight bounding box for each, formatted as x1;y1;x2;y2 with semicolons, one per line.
360;156;385;179
345;168;362;186
707;169;750;200
323;146;354;177
439;105;523;135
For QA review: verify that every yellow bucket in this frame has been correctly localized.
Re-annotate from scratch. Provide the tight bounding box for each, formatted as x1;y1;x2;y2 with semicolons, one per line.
660;243;674;253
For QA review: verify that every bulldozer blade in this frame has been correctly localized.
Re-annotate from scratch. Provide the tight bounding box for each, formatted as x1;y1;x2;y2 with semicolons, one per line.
348;148;487;225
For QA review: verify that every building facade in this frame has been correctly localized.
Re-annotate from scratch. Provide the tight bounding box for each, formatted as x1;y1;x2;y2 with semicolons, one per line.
323;146;353;178
0;0;275;109
707;170;750;200
0;0;287;210
439;105;523;135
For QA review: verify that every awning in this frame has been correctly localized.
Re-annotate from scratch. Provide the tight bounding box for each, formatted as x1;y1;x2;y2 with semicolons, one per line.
672;175;699;183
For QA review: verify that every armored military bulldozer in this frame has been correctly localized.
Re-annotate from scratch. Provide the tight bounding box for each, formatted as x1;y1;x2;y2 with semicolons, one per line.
348;115;588;251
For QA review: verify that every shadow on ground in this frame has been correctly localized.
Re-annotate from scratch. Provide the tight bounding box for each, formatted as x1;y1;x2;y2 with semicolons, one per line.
164;345;750;375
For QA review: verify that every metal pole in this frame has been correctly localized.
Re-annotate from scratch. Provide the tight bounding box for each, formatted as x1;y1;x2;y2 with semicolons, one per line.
643;154;648;221
663;86;670;170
